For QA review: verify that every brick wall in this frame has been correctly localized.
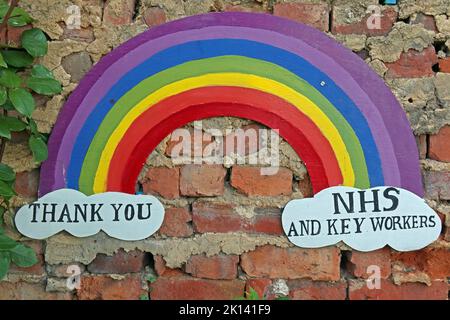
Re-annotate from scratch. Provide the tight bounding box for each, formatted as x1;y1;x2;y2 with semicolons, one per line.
0;0;449;300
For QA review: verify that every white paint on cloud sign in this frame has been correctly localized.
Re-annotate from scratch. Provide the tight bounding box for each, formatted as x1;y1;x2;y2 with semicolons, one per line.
282;186;441;252
15;189;165;241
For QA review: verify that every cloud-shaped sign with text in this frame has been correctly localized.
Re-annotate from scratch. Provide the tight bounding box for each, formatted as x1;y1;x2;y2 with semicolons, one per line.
282;186;441;252
15;189;165;241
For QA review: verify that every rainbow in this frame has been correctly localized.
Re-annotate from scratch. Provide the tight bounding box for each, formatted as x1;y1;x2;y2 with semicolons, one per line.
39;13;423;196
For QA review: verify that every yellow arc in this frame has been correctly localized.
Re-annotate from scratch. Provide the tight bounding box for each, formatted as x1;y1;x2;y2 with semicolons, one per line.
93;73;355;193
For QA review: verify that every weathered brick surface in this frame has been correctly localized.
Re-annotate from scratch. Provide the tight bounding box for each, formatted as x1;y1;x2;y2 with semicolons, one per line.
150;277;245;300
87;249;148;274
240;246;341;281
391;248;450;280
185;255;239;280
440;57;450;73
423;170;450;200
78;275;145;300
288;280;347;300
429;125;450;162
349;279;448;300
158;207;193;237
385;47;438;78
332;6;397;36
3;0;450;301
143;7;166;28
274;3;330;32
0;282;72;300
14;170;39;198
153;255;184;278
180;165;226;196
143;167;180;199
231;166;293;196
346;248;391;279
192;202;283;235
103;0;136;26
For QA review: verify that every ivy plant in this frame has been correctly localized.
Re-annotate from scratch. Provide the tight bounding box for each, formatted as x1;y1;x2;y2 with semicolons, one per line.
0;0;62;280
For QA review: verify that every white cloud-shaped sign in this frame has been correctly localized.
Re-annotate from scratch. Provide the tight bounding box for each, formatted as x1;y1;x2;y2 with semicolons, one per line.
282;186;441;252
15;189;165;241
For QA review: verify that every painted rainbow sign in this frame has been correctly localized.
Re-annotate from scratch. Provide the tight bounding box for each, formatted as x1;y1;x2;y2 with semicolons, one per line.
39;12;423;197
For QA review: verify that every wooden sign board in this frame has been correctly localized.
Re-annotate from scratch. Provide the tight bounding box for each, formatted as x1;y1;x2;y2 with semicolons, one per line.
15;189;165;241
282;186;441;252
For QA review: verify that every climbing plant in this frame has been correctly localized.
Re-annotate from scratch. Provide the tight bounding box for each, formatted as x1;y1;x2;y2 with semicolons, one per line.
0;0;62;280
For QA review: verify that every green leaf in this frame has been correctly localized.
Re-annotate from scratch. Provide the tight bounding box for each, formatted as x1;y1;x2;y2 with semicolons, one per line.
0;163;15;182
0;69;21;88
0;125;10;139
29;135;48;163
0;234;18;251
247;287;260;300
31;64;54;79
0;86;6;105
21;29;48;57
0;180;15;198
28;118;38;135
26;77;61;96
275;296;290;301
9;244;38;267
9;88;35;116
0;206;5;221
1;50;34;68
1;100;14;111
139;294;150;301
0;116;27;132
0;52;7;68
0;252;10;280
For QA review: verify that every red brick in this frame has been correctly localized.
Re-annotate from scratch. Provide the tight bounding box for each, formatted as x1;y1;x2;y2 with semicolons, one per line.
0;282;72;300
346;248;391;279
391;248;450;280
245;279;272;299
153;255;184;278
231;166;293;196
288;280;347;300
78;275;145;300
61;27;95;42
429;125;450;162
150;276;245;300
220;124;263;157
87;249;148;274
180;164;226;196
103;0;135;26
411;13;437;32
192;202;283;235
415;135;428;159
349;279;448;300
7;25;32;47
440;57;450;73
142;167;180;199
274;3;330;32
240;245;341;281
159;207;193;237
423;170;450;200
185;255;239;280
332;7;397;36
165;128;213;158
298;175;314;198
14;170;39;198
143;7;166;28
385;46;438;78
224;4;267;13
